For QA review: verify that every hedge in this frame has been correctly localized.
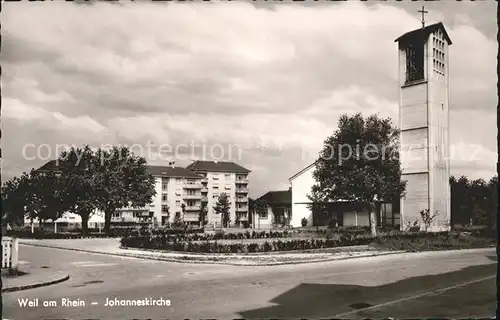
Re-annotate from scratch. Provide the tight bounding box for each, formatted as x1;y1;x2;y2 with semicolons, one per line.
120;233;376;253
120;230;496;253
145;229;290;242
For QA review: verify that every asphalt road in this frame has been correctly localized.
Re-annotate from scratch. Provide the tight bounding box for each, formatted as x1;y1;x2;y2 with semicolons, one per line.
1;245;497;319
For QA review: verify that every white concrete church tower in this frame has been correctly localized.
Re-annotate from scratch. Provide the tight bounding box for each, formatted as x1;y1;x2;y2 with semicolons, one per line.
395;14;452;231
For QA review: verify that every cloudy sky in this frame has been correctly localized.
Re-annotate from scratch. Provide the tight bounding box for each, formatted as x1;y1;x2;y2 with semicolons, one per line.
2;1;497;198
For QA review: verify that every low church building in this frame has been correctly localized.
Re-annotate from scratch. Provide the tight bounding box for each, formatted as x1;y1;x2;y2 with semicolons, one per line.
288;162;400;228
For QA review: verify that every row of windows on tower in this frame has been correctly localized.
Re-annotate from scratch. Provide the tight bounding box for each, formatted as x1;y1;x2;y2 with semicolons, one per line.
432;34;446;76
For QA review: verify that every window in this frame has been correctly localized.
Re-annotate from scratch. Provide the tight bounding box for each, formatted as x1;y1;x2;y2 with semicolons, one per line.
381;203;400;226
176;178;182;185
213;193;219;199
176;200;181;207
405;42;424;83
432;32;446;76
162;205;169;214
187;201;195;206
161;216;169;226
162;194;168;201
212;175;219;180
225;174;231;179
260;208;268;219
225;185;231;190
213;186;219;191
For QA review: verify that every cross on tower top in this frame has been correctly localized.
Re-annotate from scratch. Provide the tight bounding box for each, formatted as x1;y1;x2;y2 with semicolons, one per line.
418;6;428;29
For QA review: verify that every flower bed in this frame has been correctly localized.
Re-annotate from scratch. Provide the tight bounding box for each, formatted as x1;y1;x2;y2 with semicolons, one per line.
120;230;496;253
120;233;376;253
374;230;496;251
145;229;290;242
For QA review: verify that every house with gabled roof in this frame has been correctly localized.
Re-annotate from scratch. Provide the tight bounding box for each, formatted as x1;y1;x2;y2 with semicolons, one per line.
254;189;292;229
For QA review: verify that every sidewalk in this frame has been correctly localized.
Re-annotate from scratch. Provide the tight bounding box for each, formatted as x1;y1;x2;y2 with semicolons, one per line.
18;238;403;266
1;265;69;293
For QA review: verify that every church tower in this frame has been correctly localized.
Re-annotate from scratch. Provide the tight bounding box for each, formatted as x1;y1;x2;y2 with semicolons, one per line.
395;13;452;231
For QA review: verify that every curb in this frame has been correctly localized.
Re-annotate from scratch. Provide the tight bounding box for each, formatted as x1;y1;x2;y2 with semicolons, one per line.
20;242;404;266
19;242;495;266
2;271;70;293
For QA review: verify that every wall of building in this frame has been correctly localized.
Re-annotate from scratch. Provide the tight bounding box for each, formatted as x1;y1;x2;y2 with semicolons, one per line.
343;211;370;227
254;207;273;229
290;164;316;227
398;31;451;232
399;42;431;229
202;171;249;226
151;177;163;225
427;30;451;231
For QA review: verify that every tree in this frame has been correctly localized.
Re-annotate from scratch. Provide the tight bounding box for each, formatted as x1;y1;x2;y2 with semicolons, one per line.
25;169;70;229
450;175;472;225
307;188;328;228
310;113;406;236
487;176;498;230
94;146;156;235
58;145;99;236
181;203;186;226
254;198;268;219
1;173;31;227
213;193;231;228
173;212;183;228
198;201;208;227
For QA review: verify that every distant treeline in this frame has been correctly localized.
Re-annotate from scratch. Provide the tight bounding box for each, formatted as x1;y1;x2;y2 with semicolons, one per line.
450;175;497;227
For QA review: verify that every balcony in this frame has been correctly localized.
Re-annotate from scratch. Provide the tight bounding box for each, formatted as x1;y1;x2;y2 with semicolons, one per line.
236;198;248;203
184;205;201;211
236;207;248;212
183;183;202;189
183;213;199;222
201;187;208;192
236;214;248;221
235;178;248;184
235;188;249;194
183;194;202;200
201;178;208;183
201;197;208;202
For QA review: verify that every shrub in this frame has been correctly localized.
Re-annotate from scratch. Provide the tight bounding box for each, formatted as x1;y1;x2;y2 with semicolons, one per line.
263;241;273;252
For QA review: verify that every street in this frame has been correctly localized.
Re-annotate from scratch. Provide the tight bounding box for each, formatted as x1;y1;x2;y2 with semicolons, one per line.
2;245;497;319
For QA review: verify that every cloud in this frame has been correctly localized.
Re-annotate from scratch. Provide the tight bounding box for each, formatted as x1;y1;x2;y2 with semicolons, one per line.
1;1;496;198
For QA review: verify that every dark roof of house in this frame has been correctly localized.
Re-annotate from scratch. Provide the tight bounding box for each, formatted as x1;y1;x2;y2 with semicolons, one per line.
37;161;201;179
36;160;72;173
186;160;251;173
147;165;203;178
257;189;292;205
395;22;452;45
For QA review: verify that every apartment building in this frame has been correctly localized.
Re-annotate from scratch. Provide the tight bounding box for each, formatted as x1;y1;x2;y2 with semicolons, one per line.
146;164;204;227
186;160;251;228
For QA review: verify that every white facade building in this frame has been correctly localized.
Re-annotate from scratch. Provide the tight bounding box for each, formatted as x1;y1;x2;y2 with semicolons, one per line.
396;22;452;231
186;160;251;228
